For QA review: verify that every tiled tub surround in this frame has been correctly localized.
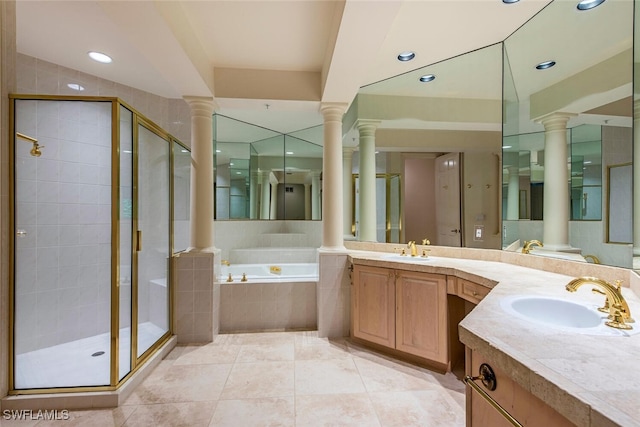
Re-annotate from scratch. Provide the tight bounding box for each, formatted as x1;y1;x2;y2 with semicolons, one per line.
347;244;640;426
220;281;317;333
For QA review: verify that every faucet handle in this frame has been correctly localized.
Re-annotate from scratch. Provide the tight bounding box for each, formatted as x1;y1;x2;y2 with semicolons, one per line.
422;238;430;245
614;280;623;291
592;288;610;313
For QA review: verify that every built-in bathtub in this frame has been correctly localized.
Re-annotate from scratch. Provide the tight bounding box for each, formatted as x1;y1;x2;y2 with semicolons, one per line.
218;262;318;333
221;263;318;282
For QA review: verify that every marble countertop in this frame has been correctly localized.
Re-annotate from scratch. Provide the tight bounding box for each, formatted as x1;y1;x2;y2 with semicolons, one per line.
348;249;640;427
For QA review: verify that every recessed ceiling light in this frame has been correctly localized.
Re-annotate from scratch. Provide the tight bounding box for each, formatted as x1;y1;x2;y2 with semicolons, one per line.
67;83;84;91
577;0;605;11
286;151;294;155
216;149;221;153
502;145;512;149
397;51;416;62
535;60;556;70
88;51;112;64
419;74;436;83
502;0;520;3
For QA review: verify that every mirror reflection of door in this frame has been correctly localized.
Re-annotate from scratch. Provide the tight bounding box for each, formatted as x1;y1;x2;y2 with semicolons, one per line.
435;153;462;247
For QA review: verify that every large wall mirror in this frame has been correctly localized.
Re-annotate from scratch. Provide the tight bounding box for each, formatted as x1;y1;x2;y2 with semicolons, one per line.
346;42;503;248
214;114;323;220
502;0;633;268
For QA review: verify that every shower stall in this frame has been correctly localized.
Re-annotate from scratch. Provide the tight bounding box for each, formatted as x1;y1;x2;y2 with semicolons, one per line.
9;95;190;392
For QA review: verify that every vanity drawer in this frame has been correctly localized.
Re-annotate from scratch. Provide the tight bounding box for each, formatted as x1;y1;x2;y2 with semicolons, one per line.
458;278;490;304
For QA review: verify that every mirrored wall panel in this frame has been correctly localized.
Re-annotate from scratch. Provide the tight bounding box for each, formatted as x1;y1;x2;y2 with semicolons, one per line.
502;0;633;267
214;115;323;220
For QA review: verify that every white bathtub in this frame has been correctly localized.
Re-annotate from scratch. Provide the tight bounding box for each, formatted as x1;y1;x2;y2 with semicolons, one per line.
220;263;318;282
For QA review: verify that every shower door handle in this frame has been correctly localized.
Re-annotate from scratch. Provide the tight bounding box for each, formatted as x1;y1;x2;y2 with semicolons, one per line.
136;230;142;252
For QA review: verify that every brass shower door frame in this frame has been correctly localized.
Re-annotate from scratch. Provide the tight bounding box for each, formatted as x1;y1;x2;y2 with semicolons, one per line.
8;94;184;395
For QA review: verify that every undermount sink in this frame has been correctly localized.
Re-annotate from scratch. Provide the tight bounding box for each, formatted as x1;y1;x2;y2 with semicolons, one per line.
380;254;432;261
500;295;638;336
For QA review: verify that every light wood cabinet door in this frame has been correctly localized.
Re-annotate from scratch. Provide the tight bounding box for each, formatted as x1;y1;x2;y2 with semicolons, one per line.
352;265;396;348
395;271;447;363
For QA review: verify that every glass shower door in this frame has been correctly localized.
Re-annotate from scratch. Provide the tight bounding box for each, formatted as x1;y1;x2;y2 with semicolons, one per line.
135;123;170;358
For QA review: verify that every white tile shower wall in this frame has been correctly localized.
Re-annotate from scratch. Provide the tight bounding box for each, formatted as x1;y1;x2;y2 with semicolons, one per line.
317;251;350;338
14;100;113;354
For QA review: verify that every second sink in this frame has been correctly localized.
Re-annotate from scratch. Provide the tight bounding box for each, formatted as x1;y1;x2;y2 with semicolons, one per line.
506;296;602;328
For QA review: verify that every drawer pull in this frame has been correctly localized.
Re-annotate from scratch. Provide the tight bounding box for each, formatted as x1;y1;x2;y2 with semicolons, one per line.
464;363;523;427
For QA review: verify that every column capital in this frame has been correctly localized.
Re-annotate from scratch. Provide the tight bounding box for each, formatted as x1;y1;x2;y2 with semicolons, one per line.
309;170;322;179
183;96;217;117
343;147;355;158
535;112;576;131
320;102;348;122
356;119;381;132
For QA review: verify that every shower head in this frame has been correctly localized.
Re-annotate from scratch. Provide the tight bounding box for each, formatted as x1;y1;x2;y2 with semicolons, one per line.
16;132;43;157
30;144;42;157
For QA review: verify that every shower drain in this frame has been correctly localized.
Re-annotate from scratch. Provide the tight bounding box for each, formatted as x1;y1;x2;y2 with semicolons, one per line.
91;351;105;357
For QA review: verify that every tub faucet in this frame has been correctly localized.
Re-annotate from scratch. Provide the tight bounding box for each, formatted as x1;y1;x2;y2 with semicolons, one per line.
522;240;543;254
566;276;634;330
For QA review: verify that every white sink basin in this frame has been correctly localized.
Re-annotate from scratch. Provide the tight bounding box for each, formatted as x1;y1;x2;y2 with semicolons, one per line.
380;254;432;262
500;295;638;336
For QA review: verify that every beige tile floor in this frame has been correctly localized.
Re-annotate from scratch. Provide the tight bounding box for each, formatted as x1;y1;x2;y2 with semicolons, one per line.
2;331;466;427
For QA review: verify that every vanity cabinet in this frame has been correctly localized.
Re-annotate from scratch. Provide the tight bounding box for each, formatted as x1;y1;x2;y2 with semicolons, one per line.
466;349;576;427
352;264;447;365
396;271;447;363
352;265;395;348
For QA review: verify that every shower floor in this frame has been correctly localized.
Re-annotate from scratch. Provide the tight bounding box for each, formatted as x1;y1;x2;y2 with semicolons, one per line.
14;322;166;389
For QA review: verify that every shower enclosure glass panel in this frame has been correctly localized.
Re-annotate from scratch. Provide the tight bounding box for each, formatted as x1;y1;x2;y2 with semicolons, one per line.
14;99;113;388
173;142;190;253
119;105;133;380
11;96;178;393
136;124;170;358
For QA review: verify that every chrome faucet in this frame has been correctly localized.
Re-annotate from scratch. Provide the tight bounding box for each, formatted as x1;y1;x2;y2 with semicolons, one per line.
522;239;543;254
566;276;634;330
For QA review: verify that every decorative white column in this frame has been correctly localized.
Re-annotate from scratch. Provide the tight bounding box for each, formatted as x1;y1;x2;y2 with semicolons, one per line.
270;179;279;220
184;96;216;252
343;148;355;240
506;166;520;220
539;112;575;250
320;103;348;250
260;171;270;220
634;101;640;255
310;171;321;220
304;182;311;220
357;120;380;242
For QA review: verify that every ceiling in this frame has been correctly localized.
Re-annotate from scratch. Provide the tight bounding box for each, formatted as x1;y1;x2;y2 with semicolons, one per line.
15;0;553;138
